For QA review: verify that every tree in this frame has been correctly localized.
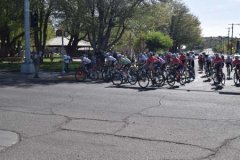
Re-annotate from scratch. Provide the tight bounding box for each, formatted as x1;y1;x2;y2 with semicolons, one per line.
144;31;173;51
0;0;24;57
54;0;88;56
84;0;145;55
168;0;202;52
112;0;171;53
30;0;57;55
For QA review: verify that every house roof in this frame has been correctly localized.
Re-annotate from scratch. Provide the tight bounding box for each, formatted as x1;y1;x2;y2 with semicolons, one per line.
46;37;91;48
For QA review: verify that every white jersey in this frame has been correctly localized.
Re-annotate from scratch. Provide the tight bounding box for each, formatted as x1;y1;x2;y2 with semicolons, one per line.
82;57;91;64
64;55;71;63
138;54;147;62
105;56;116;62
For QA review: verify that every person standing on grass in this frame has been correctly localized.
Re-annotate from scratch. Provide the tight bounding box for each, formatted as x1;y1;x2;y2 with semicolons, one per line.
63;53;72;73
32;51;40;78
50;52;54;62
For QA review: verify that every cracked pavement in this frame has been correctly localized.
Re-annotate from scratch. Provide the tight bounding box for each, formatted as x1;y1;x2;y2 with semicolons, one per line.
0;74;240;160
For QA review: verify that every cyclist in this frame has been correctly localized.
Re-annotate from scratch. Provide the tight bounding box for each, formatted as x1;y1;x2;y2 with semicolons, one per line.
156;54;166;71
179;52;186;64
225;55;233;79
204;54;212;78
105;52;117;67
186;52;195;68
116;54;131;69
138;53;148;66
198;53;204;71
233;55;240;80
115;54;132;79
165;52;172;64
170;54;183;81
82;55;92;72
212;54;224;84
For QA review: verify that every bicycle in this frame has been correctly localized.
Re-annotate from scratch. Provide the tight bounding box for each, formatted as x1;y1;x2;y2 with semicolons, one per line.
101;65;116;82
233;67;240;86
212;67;225;86
166;66;185;86
226;64;232;79
112;67;138;86
184;65;195;82
75;63;99;82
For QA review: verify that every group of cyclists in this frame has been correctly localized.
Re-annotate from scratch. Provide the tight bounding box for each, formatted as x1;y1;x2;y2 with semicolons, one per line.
76;50;197;88
198;52;240;85
75;49;240;88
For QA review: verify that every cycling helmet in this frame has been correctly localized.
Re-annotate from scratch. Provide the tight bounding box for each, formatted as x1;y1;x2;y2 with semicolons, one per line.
172;54;177;58
117;54;123;59
148;52;154;56
105;52;110;57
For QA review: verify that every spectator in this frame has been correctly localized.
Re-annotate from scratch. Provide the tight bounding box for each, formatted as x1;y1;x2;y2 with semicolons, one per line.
32;51;40;78
64;53;72;73
50;52;54;62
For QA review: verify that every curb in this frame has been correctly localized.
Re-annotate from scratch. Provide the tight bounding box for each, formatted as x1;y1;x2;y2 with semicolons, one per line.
219;91;240;95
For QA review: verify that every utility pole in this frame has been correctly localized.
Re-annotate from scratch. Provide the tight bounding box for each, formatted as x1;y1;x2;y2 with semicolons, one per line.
228;23;240;54
21;0;34;73
226;27;231;54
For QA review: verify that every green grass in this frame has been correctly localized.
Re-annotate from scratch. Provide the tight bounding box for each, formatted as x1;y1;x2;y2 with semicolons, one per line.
0;58;80;72
0;62;21;72
41;61;79;72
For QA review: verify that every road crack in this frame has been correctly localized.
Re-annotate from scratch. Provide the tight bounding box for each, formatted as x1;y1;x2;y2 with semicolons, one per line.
60;128;215;154
201;135;240;160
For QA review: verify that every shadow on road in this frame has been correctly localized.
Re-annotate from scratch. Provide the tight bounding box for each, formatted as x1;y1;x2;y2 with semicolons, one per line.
106;85;159;92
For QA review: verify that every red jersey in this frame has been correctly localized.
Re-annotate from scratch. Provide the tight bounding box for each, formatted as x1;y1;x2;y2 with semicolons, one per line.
170;58;182;65
179;54;186;61
166;54;171;59
147;56;160;64
213;57;224;64
233;59;240;65
198;55;203;61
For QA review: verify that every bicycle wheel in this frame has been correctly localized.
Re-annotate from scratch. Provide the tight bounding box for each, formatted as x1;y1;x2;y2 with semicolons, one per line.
220;73;225;85
167;74;175;86
89;70;99;81
179;72;186;85
112;72;123;86
128;72;138;85
75;69;87;82
189;69;195;82
137;72;149;88
155;73;165;87
227;67;230;77
233;73;240;85
102;70;112;82
212;73;218;84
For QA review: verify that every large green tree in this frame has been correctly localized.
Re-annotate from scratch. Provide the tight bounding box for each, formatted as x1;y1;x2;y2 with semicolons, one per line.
54;0;89;56
30;0;57;54
0;0;24;57
144;31;173;51
168;0;202;52
84;0;146;55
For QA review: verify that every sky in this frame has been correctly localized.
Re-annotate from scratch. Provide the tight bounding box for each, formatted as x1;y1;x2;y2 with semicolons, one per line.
183;0;240;37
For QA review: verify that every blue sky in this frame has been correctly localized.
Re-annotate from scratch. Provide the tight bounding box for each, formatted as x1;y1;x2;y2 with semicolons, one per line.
183;0;240;37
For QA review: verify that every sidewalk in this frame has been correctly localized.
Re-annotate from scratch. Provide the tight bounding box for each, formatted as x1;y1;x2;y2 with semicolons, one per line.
0;70;76;82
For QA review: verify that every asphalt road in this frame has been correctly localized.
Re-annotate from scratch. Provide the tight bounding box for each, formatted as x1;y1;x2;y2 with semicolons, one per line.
0;67;240;160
